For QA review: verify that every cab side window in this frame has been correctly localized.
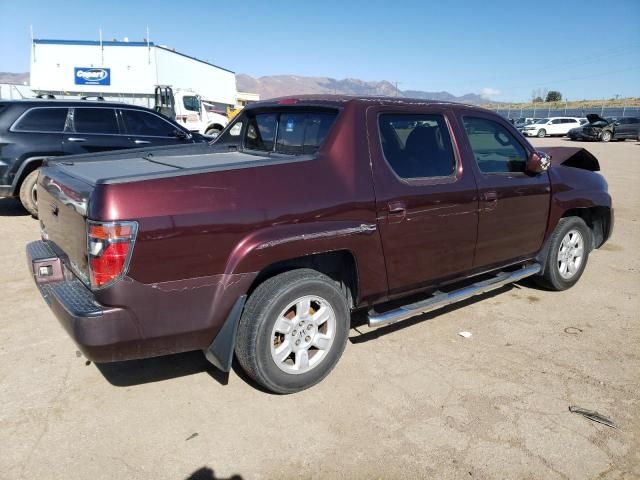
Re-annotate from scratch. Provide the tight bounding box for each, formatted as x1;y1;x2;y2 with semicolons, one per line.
463;117;527;174
183;96;200;113
378;114;456;179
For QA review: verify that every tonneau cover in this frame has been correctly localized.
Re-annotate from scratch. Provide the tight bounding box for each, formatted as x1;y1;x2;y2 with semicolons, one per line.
50;151;288;186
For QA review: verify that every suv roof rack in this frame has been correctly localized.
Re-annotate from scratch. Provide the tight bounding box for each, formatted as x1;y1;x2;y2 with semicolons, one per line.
81;96;106;101
35;94;56;99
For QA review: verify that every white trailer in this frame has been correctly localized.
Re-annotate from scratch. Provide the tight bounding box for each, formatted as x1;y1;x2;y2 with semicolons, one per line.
30;39;237;110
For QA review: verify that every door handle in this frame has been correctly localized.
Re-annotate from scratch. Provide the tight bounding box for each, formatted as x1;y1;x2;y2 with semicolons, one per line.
387;201;407;223
482;191;498;211
134;139;151;144
67;137;86;142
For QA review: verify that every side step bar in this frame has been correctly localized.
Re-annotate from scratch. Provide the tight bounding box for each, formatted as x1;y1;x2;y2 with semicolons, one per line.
368;263;541;328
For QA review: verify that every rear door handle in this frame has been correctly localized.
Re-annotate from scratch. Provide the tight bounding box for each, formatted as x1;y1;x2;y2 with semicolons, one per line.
67;137;86;142
482;191;498;211
387;201;407;223
134;139;151;144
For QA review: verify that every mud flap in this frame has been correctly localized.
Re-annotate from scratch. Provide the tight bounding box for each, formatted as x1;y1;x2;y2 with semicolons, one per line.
204;295;247;372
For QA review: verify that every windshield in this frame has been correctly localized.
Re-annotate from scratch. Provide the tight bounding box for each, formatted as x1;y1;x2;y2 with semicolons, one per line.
535;118;550;124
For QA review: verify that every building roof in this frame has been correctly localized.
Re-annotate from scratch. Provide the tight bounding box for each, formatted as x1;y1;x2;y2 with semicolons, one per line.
32;39;234;74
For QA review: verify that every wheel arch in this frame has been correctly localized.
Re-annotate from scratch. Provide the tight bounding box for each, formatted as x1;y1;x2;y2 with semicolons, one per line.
247;250;359;309
11;156;55;194
537;205;612;275
206;123;225;133
559;206;612;250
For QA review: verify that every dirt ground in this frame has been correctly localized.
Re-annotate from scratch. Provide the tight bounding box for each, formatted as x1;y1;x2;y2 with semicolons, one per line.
1;137;638;480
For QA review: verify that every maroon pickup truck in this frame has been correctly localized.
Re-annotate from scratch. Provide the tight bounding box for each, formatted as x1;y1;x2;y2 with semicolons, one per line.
27;95;613;393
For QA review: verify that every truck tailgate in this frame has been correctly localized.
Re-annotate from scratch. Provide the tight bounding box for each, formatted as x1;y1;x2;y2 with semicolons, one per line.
38;166;95;283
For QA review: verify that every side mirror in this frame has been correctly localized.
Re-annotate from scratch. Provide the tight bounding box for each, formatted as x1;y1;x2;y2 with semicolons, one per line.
526;151;551;174
173;129;188;139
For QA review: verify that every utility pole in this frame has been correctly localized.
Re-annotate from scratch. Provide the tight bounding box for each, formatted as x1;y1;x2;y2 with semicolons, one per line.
394;81;401;97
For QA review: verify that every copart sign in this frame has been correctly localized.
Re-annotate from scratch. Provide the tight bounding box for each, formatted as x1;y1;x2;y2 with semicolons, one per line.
74;67;111;85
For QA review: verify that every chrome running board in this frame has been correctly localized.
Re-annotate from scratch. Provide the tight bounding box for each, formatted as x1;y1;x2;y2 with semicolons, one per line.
367;263;541;328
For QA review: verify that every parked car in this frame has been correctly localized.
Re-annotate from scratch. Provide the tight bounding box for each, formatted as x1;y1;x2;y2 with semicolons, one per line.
513;117;540;130
521;117;583;137
0;99;207;215
27;95;613;394
571;114;640;142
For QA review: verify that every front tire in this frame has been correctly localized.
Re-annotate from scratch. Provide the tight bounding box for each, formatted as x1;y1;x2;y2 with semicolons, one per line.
600;131;612;142
205;127;222;138
235;269;350;394
536;217;591;291
537;129;546;138
19;169;40;217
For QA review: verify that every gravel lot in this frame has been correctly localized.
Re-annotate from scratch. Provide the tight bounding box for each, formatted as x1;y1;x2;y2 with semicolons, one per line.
1;137;638;480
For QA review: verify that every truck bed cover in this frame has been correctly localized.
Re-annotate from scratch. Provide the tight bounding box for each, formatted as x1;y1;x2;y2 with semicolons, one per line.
51;151;309;186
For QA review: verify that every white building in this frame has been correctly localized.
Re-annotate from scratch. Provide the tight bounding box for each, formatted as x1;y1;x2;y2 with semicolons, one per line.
30;38;237;108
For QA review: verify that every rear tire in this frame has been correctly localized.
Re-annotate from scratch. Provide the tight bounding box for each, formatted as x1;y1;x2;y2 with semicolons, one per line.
537;129;546;138
235;269;350;394
535;217;591;291
19;169;40;218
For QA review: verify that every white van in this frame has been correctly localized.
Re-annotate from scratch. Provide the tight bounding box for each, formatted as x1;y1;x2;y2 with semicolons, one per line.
522;117;582;137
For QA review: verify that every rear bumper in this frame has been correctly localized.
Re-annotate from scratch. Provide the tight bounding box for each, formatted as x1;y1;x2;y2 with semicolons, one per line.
26;241;140;362
26;240;256;364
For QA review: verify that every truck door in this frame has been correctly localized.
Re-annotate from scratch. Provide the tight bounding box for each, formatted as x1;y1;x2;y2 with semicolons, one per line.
456;112;550;268
180;94;205;132
367;106;479;295
63;107;131;154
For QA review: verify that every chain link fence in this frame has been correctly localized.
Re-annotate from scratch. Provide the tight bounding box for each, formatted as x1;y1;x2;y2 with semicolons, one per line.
493;103;640;120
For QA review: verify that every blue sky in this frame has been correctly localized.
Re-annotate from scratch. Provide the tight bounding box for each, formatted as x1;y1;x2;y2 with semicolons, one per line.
1;0;639;102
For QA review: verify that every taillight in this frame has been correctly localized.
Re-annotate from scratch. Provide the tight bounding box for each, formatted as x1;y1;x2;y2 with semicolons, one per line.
87;220;138;289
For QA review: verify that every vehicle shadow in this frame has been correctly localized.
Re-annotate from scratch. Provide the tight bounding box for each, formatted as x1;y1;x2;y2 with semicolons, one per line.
349;284;515;344
94;281;534;389
185;467;243;480
0;197;29;217
95;350;229;387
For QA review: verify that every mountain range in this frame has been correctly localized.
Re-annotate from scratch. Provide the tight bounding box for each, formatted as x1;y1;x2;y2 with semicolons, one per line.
236;74;488;104
1;71;488;104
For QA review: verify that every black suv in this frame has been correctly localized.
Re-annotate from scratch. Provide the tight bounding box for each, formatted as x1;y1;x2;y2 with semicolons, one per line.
0;99;206;215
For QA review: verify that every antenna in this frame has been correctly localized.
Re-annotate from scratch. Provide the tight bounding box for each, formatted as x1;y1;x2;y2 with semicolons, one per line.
99;27;104;65
30;24;36;62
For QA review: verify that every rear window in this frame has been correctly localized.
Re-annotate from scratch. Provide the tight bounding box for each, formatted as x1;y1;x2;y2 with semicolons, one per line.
13;107;68;132
244;110;338;155
73;108;119;134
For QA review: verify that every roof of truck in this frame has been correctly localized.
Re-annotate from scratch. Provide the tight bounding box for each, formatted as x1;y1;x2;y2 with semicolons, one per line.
248;94;488;111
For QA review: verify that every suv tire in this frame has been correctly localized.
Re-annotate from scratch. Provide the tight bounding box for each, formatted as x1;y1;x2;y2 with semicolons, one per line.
535;217;591;291
19;169;40;217
537;129;546;138
235;269;350;394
